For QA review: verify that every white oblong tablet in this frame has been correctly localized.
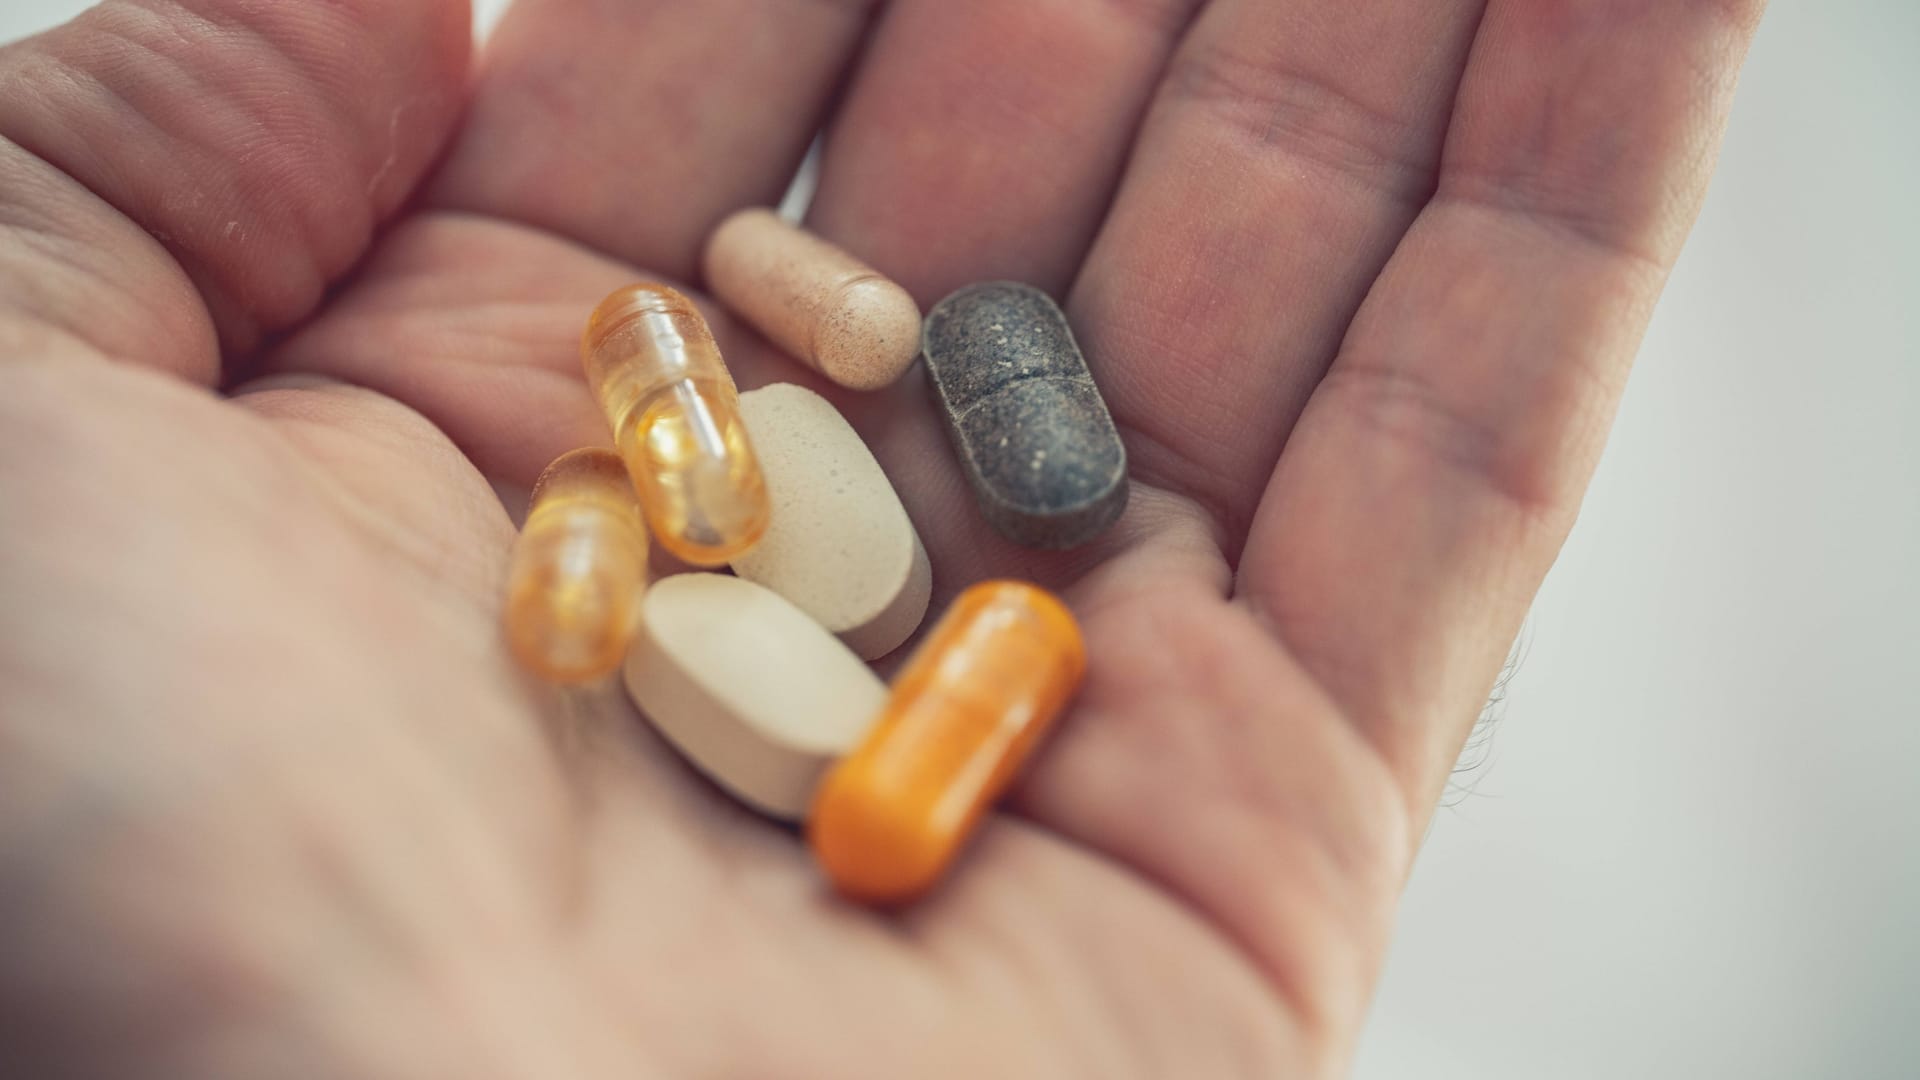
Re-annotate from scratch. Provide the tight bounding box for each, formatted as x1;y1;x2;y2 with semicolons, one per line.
730;383;932;660
623;573;887;820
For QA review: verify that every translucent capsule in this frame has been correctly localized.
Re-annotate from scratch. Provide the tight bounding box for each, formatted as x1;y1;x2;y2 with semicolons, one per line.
504;448;651;683
582;283;771;566
808;581;1086;904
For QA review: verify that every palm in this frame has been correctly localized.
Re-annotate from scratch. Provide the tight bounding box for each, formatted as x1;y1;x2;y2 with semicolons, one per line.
0;1;1760;1076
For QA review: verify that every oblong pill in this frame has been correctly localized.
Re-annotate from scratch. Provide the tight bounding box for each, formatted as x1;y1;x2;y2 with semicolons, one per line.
921;281;1129;549
731;383;931;660
623;573;887;820
703;208;922;391
808;581;1086;904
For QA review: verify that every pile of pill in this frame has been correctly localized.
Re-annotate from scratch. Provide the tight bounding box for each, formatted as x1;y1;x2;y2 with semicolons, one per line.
503;210;1127;905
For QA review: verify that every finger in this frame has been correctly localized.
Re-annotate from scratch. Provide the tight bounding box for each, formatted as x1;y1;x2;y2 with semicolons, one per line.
428;0;881;279
795;0;1206;595
968;0;1488;1007
1237;0;1767;814
0;0;470;372
806;0;1204;302
1065;0;1488;544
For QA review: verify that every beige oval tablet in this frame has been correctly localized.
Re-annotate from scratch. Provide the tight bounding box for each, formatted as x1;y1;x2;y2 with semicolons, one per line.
732;384;932;660
624;573;887;820
703;208;922;391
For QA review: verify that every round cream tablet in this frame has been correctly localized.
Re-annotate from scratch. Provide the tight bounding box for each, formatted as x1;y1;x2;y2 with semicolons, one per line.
732;383;932;660
623;573;888;820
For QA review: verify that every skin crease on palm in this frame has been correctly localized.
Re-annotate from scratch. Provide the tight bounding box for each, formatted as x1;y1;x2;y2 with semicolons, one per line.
0;0;1763;1076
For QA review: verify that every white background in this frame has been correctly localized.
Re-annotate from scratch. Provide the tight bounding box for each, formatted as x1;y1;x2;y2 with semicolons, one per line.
2;2;1914;1076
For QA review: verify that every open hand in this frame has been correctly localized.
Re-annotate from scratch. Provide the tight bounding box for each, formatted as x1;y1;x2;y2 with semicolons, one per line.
0;1;1762;1075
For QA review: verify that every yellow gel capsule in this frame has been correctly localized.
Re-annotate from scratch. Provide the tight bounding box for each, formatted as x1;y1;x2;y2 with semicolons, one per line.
808;581;1086;904
504;448;650;683
582;283;771;566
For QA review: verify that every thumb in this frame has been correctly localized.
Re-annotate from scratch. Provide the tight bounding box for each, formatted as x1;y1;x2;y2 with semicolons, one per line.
0;0;471;380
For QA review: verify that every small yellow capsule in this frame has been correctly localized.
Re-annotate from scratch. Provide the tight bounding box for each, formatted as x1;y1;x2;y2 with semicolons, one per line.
504;448;650;683
582;284;771;566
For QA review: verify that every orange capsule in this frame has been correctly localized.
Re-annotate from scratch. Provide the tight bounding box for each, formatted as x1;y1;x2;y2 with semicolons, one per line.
581;283;771;566
503;448;650;683
808;581;1086;904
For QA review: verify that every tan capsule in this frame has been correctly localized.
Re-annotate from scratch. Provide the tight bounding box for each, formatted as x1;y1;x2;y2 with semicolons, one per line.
581;284;771;566
702;208;922;391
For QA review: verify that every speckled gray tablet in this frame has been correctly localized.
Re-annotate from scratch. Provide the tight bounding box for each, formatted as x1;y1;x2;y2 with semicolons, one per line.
922;282;1128;549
